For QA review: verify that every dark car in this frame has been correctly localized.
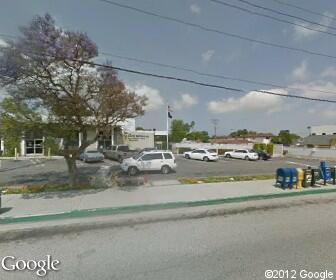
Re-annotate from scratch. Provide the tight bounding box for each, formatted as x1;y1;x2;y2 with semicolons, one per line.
256;150;271;160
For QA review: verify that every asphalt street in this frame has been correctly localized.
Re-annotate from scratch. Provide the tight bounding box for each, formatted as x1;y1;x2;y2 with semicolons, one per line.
0;156;332;186
1;197;336;280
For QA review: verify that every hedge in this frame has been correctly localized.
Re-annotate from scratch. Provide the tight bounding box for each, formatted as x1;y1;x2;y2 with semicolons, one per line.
253;143;274;155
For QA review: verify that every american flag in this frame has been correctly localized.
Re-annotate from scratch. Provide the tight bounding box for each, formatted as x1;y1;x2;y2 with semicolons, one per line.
168;105;173;119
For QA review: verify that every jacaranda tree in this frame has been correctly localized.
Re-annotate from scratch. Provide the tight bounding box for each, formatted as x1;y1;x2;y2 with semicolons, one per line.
0;14;146;185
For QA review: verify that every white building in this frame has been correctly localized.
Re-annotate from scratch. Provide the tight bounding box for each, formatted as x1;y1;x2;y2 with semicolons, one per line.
309;125;336;136
0;119;136;157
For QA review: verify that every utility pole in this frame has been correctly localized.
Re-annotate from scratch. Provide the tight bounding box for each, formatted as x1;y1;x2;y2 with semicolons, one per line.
211;119;219;139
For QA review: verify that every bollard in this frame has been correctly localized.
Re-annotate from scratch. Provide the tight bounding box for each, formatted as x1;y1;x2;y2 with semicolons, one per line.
14;147;18;160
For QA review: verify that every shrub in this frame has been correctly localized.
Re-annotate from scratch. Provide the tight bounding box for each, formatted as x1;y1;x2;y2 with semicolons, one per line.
3;136;20;157
43;136;61;156
253;143;274;155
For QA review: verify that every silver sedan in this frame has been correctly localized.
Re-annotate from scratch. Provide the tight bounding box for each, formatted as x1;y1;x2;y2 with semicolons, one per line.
79;150;104;163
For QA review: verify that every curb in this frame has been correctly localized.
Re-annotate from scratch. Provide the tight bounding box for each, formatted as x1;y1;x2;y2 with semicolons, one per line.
1;187;336;225
1;192;336;243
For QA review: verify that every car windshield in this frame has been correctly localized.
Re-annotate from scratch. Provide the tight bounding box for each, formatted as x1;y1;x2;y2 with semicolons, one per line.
207;149;217;153
87;151;98;153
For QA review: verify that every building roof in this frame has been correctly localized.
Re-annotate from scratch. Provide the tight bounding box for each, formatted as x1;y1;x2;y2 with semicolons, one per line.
303;135;336;146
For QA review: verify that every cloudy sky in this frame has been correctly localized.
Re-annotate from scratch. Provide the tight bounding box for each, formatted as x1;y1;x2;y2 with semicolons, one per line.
1;0;336;136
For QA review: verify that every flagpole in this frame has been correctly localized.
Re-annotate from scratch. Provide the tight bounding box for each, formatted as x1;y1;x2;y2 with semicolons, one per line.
166;104;169;150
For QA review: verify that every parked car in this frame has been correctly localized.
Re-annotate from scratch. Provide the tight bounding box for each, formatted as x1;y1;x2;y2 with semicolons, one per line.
256;150;271;160
104;145;139;163
79;150;104;162
183;149;219;162
120;150;177;176
224;149;258;161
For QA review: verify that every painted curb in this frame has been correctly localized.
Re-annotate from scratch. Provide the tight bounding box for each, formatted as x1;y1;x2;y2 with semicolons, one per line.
1;187;336;225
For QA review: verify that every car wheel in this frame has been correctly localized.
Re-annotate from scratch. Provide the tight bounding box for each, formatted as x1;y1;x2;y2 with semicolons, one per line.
128;166;138;176
185;154;190;159
225;154;231;158
203;156;209;162
245;156;249;161
118;156;123;163
161;165;170;174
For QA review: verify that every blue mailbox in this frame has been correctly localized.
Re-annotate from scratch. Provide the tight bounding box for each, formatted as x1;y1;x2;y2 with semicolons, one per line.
276;168;298;188
320;161;331;182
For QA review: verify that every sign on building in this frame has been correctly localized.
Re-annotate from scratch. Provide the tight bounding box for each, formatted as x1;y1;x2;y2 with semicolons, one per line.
125;131;154;150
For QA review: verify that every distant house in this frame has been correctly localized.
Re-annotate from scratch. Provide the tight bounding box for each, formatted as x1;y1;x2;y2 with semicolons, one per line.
304;125;336;148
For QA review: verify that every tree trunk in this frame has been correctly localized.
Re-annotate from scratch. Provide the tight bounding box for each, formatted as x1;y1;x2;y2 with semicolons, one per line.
65;155;79;186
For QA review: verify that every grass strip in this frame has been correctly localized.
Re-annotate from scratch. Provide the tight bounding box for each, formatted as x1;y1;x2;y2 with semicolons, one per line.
179;174;275;184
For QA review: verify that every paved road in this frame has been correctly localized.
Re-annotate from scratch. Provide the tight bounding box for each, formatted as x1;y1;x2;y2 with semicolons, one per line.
0;156;331;186
1;198;336;279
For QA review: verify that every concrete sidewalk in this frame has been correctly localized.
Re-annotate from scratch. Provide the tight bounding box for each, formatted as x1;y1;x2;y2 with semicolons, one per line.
1;179;336;219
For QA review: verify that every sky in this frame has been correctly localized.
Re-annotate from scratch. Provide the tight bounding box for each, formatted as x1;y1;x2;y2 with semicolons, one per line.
1;0;336;136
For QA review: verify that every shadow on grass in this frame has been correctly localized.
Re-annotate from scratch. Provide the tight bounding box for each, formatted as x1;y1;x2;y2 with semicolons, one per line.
20;187;107;200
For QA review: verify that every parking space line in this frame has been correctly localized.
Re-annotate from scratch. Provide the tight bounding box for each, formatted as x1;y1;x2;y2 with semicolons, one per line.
286;161;314;167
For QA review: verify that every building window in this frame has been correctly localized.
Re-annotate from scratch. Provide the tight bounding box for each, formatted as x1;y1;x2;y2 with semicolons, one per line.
26;139;43;154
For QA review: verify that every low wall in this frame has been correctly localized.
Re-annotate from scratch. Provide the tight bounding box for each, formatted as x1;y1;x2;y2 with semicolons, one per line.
287;147;336;160
173;143;253;153
173;143;283;157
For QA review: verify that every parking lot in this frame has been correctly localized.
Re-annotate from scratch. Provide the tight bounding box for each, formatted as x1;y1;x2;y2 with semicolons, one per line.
0;155;331;187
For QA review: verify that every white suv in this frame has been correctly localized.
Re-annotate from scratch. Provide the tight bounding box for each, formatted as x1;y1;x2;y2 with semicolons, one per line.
224;149;258;161
120;151;177;176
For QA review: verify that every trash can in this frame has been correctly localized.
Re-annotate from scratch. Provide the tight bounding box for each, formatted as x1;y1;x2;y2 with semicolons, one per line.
296;168;304;189
276;168;291;188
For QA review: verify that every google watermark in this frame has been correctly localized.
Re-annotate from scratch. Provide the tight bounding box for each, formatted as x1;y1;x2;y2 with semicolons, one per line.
1;255;60;277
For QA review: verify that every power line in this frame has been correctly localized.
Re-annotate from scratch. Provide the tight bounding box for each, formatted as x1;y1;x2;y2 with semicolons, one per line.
2;45;336;104
208;0;336;38
270;0;336;21
95;0;336;61
2;33;336;96
100;51;336;96
233;0;336;31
